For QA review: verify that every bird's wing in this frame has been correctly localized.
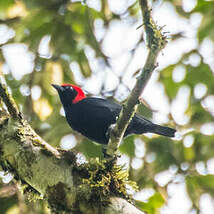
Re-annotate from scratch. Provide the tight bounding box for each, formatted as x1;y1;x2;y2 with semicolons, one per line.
77;97;121;118
79;97;121;109
78;97;153;125
70;97;121;144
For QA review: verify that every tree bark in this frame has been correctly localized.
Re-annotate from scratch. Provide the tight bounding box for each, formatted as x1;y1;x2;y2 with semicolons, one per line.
0;0;165;211
107;0;168;156
0;98;143;213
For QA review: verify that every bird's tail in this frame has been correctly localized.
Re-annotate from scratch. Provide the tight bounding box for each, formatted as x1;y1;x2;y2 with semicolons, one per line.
151;124;176;137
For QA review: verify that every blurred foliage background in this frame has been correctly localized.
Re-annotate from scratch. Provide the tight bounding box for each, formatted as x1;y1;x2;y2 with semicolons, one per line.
0;0;214;213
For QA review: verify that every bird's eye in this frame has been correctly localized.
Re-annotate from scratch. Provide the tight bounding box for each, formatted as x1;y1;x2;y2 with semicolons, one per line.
65;86;71;90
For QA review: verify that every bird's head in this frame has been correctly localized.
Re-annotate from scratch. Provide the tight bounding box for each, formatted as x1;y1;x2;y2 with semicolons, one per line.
52;84;86;106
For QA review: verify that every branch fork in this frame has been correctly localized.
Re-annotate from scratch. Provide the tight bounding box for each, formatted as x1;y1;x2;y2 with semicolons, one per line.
106;0;168;157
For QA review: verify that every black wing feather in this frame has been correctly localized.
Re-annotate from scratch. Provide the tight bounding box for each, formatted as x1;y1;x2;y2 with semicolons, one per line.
67;97;121;144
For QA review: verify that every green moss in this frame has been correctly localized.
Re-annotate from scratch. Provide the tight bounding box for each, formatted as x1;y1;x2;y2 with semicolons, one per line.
143;10;168;52
59;149;76;165
20;182;42;202
0;156;40;203
0;83;20;119
46;182;75;214
0;111;9;126
74;158;138;206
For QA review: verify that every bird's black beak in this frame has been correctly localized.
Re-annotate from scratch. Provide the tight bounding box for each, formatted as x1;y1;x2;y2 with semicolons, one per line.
52;84;63;92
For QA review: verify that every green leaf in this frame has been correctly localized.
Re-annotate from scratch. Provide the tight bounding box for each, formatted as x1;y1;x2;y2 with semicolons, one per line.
77;139;103;159
119;135;135;157
147;137;181;173
0;195;18;214
136;192;165;214
186;174;214;206
186;175;200;207
149;192;165;208
193;1;214;14
193;1;214;41
197;175;214;195
184;147;195;161
198;15;214;42
185;63;214;91
159;64;180;100
188;100;214;126
15;9;54;50
137;103;153;119
0;0;14;12
193;132;214;161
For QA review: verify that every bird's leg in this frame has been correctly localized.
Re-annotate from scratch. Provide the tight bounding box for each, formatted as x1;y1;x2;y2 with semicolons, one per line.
106;123;117;139
102;145;111;159
103;147;121;170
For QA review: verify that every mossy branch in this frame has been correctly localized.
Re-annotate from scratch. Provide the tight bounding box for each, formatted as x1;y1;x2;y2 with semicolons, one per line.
0;81;21;120
0;81;144;213
107;0;168;156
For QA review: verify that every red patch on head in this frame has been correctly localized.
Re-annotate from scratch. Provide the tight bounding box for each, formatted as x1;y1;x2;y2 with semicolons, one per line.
61;84;86;103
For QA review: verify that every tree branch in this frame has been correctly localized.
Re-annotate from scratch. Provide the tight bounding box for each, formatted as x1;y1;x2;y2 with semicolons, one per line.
107;0;168;156
0;81;144;213
0;81;21;120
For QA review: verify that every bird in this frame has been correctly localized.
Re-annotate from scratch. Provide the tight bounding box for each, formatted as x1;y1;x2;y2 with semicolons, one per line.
52;84;176;145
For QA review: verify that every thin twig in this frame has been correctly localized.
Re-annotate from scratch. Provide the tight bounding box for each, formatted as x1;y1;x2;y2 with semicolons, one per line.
107;0;168;156
0;17;20;25
0;80;21;120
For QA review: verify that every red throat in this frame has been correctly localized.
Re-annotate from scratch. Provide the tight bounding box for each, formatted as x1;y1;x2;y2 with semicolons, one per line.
62;84;86;104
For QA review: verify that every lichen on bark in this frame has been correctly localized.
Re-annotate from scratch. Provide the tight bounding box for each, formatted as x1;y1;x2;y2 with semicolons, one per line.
0;103;142;213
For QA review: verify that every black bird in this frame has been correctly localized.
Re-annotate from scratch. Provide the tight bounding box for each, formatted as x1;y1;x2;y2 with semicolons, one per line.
52;84;176;144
